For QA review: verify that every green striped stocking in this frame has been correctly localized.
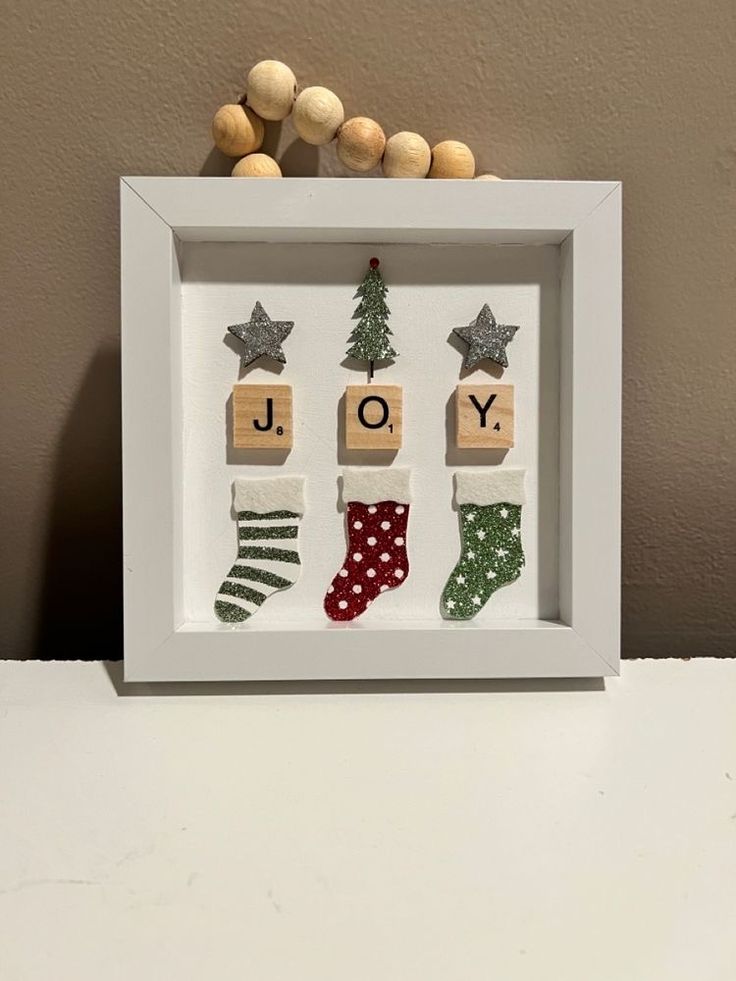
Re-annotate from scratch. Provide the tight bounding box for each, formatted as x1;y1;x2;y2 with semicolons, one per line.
214;476;305;624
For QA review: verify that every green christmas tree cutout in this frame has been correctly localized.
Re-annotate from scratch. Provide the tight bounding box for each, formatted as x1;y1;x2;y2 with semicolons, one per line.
346;257;397;379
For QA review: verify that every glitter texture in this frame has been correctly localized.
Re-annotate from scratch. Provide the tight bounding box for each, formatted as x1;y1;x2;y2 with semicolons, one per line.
324;500;410;621
346;258;397;370
440;503;525;620
227;301;294;369
214;507;302;624
453;303;519;370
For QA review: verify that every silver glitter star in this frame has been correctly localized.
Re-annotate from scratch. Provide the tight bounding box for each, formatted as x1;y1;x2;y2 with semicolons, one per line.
227;301;294;368
453;304;519;369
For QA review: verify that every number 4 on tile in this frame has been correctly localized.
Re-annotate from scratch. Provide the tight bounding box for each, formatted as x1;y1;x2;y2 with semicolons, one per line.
455;384;514;449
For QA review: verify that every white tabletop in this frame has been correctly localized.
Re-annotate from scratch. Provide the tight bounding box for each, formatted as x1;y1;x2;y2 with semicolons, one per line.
1;658;734;980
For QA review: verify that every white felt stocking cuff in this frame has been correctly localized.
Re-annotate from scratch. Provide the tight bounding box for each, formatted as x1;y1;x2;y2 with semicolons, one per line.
342;467;412;505
233;476;306;515
455;468;526;506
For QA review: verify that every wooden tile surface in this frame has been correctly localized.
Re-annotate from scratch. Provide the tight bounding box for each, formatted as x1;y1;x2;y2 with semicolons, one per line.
233;384;293;449
456;384;514;449
345;384;402;450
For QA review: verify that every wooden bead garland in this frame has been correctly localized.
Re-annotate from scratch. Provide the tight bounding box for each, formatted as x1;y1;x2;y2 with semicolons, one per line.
246;60;297;121
428;140;476;179
293;86;344;145
212;104;264;157
212;59;499;179
337;117;386;172
232;153;282;178
382;131;431;178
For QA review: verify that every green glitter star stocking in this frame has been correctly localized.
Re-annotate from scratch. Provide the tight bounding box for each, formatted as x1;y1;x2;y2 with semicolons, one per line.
440;469;526;620
214;476;305;624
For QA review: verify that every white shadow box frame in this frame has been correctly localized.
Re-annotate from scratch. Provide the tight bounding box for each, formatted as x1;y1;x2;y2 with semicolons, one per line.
121;178;621;682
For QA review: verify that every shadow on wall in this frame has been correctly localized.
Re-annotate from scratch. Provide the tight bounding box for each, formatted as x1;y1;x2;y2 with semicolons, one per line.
35;347;123;660
199;117;321;177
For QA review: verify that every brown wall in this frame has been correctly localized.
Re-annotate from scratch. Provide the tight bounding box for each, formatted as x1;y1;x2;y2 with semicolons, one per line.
1;0;734;659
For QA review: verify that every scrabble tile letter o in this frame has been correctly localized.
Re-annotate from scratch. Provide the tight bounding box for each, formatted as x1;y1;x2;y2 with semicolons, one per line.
233;384;293;449
345;385;402;450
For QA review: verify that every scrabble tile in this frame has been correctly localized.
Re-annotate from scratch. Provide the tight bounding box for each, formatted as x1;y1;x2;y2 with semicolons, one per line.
456;384;514;449
345;385;402;450
233;384;293;449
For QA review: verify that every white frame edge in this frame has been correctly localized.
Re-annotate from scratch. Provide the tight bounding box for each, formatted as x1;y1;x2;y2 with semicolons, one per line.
121;178;621;682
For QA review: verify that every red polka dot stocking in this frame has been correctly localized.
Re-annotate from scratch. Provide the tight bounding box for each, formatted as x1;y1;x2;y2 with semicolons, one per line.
324;468;412;622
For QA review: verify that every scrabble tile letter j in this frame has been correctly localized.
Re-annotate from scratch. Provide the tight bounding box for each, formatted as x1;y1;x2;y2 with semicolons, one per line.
233;384;293;449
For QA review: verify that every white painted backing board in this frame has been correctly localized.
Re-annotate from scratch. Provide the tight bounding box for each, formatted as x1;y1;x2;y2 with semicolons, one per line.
181;242;560;626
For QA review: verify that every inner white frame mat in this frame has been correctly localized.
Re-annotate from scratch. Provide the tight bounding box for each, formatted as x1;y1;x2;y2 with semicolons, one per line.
121;178;621;682
182;241;558;625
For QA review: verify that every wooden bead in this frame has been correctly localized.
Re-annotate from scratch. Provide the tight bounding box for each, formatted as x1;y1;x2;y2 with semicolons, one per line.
212;104;264;157
428;140;475;179
475;173;503;181
337;117;386;172
382;131;431;178
246;60;297;121
231;153;282;178
292;86;344;145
